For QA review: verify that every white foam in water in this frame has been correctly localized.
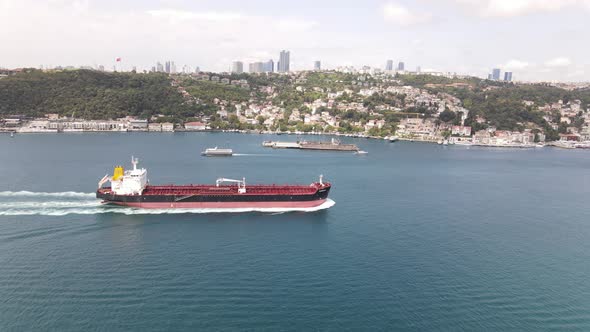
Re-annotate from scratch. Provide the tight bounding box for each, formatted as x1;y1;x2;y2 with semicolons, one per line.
0;201;103;209
0;196;336;216
0;191;95;198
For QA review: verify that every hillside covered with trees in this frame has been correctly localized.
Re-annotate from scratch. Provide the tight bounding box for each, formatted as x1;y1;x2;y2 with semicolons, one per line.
0;69;193;120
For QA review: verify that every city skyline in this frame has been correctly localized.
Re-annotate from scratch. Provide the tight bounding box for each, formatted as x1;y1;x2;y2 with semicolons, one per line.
1;0;588;81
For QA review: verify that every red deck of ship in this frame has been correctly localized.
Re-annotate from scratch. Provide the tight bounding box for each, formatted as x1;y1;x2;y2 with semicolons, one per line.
98;183;330;196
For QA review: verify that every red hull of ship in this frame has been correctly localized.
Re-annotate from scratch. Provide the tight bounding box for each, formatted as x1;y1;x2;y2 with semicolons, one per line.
107;199;327;209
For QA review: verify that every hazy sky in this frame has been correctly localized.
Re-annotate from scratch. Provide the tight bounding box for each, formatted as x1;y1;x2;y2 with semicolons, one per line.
1;0;589;81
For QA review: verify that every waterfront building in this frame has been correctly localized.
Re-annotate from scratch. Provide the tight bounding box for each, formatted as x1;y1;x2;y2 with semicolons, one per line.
184;122;207;130
232;61;244;74
148;123;162;132
504;72;513;81
386;60;393;71
162;123;174;132
278;50;290;72
130;119;148;130
492;68;501;80
451;125;472;137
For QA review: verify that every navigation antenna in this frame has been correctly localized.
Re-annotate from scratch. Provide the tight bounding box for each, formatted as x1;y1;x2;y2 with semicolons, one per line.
131;156;138;170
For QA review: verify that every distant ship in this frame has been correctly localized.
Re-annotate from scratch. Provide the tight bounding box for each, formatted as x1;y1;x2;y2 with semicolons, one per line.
263;138;359;152
201;147;233;156
97;157;332;209
299;138;359;151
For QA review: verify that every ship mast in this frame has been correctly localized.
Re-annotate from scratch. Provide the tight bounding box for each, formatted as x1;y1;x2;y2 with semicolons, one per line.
131;156;138;170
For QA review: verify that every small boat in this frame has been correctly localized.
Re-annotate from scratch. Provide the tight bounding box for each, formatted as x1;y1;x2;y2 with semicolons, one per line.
201;147;233;157
10;132;14;138
443;139;449;146
262;141;275;147
356;150;368;155
437;140;443;145
389;136;399;142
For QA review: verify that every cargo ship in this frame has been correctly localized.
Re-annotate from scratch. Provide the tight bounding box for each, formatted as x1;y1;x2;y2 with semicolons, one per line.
96;157;331;209
262;138;359;151
300;138;359;151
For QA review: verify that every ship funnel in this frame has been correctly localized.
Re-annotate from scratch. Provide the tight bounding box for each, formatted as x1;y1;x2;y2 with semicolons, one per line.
113;165;124;180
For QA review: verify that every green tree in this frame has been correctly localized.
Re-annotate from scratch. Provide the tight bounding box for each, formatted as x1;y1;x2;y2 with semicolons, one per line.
439;110;456;123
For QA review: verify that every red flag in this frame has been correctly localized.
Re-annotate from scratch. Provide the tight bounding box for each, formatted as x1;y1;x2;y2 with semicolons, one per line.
116;57;121;62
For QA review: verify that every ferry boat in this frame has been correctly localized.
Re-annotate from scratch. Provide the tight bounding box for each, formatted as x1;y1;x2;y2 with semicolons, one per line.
96;157;331;209
201;147;233;156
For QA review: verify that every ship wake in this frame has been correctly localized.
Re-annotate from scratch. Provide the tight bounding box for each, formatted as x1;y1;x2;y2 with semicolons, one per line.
0;191;335;216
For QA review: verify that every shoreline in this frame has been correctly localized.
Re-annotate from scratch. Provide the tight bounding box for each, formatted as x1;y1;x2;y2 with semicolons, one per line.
2;129;588;150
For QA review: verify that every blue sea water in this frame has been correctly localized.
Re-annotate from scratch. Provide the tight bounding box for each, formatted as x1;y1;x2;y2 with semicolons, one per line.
1;132;590;331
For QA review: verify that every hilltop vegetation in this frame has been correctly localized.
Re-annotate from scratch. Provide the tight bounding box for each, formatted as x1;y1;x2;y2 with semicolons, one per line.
0;69;192;120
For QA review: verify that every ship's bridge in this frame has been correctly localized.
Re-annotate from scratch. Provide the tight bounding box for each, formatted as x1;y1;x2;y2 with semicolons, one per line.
98;156;147;195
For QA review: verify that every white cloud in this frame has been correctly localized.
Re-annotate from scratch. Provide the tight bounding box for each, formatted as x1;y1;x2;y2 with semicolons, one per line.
275;18;318;32
0;1;326;71
453;0;585;17
502;59;530;70
146;9;244;22
544;57;572;67
383;2;432;26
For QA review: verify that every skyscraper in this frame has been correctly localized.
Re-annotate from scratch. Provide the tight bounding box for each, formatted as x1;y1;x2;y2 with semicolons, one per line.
504;72;513;81
416;66;421;73
249;62;265;73
278;50;290;73
170;61;176;74
314;61;321;71
386;60;393;71
232;61;244;74
165;61;171;73
264;59;274;72
397;61;405;71
492;68;501;80
156;62;164;72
